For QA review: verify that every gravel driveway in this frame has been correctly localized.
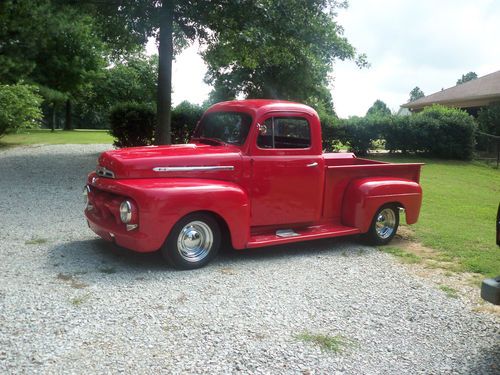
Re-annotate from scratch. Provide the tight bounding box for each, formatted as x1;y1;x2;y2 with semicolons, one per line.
0;144;499;374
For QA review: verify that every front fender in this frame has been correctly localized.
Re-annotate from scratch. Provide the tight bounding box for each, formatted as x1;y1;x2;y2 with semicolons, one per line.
90;175;250;250
342;178;422;233
151;179;251;249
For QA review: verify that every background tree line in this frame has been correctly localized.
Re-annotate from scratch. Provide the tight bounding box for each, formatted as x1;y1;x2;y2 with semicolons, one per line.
2;0;496;161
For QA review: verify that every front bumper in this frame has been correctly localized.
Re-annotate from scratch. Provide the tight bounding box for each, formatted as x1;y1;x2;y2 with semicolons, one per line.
85;209;157;253
84;174;166;253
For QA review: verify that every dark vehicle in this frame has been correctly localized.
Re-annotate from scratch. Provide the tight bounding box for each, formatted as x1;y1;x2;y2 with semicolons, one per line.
480;203;500;305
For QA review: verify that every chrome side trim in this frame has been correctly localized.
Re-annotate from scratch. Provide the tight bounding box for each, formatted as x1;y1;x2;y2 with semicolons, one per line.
153;166;235;172
96;166;115;178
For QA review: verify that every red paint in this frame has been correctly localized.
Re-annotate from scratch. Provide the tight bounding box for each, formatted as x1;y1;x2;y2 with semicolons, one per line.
85;100;423;253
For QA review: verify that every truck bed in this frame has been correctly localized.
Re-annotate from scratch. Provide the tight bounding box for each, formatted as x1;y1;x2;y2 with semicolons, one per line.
322;153;423;221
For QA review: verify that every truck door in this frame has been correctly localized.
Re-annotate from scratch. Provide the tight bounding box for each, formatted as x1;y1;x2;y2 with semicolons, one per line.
249;113;324;226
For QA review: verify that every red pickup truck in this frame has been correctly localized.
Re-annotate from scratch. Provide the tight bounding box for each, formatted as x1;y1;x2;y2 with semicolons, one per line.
84;100;423;269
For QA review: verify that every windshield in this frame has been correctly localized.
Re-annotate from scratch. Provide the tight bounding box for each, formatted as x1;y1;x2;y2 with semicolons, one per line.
193;112;253;146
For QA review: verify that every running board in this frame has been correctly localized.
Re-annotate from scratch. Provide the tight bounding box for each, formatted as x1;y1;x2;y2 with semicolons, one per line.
276;229;300;238
247;224;360;248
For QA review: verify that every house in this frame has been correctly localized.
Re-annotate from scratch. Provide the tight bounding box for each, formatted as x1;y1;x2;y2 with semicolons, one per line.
401;70;500;116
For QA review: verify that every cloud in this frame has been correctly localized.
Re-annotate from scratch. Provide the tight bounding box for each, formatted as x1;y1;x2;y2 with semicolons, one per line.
332;0;500;117
147;0;500;117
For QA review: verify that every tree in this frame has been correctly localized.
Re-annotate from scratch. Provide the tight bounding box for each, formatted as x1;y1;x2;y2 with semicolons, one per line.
204;80;237;107
76;54;158;128
38;86;68;131
456;71;478;85
70;0;364;144
202;0;366;113
367;100;391;117
0;1;48;83
30;6;105;130
0;1;106;130
0;83;43;137
408;87;425;102
69;0;184;143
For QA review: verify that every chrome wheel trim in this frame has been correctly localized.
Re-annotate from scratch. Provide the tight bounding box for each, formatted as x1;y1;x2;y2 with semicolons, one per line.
375;208;396;239
177;221;213;262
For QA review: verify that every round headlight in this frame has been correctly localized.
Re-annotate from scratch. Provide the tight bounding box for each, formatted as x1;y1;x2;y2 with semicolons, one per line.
119;200;132;223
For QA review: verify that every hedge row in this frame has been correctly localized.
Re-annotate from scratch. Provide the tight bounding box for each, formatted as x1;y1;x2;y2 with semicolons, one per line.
109;101;204;148
324;105;477;160
383;106;476;160
110;102;476;161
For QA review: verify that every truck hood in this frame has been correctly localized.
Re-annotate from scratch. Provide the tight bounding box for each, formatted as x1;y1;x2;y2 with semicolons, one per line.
97;143;243;180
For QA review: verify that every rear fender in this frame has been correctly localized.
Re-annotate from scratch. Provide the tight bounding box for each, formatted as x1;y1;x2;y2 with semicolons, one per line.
342;178;422;233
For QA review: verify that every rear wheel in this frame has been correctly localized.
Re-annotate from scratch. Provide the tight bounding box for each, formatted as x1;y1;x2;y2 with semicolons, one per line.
162;213;221;270
365;204;399;245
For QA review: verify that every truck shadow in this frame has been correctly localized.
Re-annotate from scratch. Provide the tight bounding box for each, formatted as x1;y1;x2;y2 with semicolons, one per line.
47;235;372;274
47;239;167;275
217;236;370;264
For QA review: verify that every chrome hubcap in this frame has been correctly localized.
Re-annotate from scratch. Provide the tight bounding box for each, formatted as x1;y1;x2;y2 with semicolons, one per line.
177;221;213;262
375;208;396;239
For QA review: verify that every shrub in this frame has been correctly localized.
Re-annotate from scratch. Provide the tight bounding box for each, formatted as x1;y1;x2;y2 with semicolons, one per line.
476;104;500;152
477;104;500;136
109;102;156;147
171;101;204;143
337;115;385;155
320;114;343;152
411;105;476;160
0;83;43;137
109;101;204;147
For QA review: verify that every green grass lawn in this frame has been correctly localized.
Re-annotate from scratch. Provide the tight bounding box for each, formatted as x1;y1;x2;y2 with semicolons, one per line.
0;129;113;146
371;154;500;277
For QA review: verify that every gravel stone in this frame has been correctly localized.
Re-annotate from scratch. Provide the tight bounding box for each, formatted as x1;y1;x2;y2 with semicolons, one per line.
0;144;499;374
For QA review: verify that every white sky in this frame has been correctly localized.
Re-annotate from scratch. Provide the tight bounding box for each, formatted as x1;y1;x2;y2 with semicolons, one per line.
147;0;500;117
146;39;212;106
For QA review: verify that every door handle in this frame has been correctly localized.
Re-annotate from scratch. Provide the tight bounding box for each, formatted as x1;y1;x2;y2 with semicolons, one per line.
306;162;318;167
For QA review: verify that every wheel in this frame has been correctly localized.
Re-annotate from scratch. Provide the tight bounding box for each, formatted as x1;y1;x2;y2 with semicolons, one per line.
161;213;221;270
365;204;399;246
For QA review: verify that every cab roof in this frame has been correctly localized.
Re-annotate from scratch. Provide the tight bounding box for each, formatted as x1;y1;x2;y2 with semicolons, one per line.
206;99;318;118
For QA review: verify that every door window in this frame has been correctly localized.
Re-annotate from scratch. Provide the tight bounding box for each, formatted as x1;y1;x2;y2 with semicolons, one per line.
257;117;311;149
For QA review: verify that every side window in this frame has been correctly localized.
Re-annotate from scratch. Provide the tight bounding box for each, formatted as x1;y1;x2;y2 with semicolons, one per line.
257;116;311;149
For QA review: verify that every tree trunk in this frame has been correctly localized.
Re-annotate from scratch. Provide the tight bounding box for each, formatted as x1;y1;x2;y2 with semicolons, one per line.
156;0;174;145
64;99;72;131
51;103;56;132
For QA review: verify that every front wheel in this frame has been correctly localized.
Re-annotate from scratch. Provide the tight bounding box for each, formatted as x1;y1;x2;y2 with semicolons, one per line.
161;213;221;270
365;204;400;246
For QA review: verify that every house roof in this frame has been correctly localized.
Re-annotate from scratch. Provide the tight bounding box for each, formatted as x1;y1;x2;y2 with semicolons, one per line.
402;70;500;110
